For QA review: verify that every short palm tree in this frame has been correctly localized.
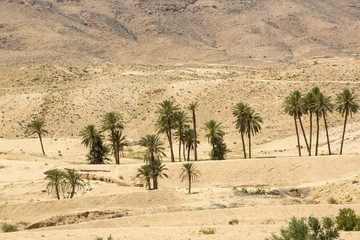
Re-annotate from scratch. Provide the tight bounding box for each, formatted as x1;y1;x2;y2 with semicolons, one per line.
188;102;199;161
101;112;124;164
283;91;303;157
45;169;65;200
311;92;334;155
110;130;129;163
204;120;225;153
183;128;199;161
245;108;263;159
336;89;359;155
26;118;48;155
175;111;190;162
79;125;109;164
149;160;169;189
136;164;152;190
180;163;201;193
63;169;85;198
232;102;250;159
156;100;180;162
139;134;166;163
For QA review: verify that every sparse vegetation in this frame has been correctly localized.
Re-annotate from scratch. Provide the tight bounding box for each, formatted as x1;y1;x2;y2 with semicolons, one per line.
199;227;216;235
228;218;239;225
1;223;18;232
180;163;201;194
327;197;338;204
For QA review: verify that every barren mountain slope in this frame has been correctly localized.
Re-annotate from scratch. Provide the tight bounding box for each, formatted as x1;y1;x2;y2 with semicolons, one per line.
0;0;360;69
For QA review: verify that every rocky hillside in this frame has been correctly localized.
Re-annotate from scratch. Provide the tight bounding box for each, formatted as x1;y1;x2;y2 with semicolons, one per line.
0;0;360;70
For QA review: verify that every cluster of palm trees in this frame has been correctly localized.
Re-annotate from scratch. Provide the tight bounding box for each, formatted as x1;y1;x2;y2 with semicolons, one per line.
79;112;129;164
204;120;229;160
232;102;263;159
45;169;84;200
284;88;359;156
155;100;199;162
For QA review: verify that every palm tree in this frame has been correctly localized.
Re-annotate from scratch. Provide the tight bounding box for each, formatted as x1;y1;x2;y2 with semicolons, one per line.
245;108;263;159
175;111;190;162
232;102;250;159
283;91;303;157
311;92;334;155
311;87;321;156
139;134;166;163
180;163;201;194
183;128;199;161
101;112;124;164
336;89;359;155
79;125;109;164
204;120;225;153
110;130;129;163
188;102;199;161
136;164;152;190
156;100;180;162
302;91;316;156
63;169;85;198
26;118;48;155
149;160;169;189
45;169;65;200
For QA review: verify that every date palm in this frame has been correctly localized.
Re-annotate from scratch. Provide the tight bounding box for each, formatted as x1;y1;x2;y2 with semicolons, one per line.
183;128;199;161
180;163;201;194
139;134;166;163
188;102;199;161
101;112;124;164
232;102;250;159
26;118;48;155
336;89;359;155
311;92;334;155
149;160;169;189
79;125;109;164
64;169;84;198
311;87;321;155
204;120;225;153
245;108;262;159
110;130;129;163
175;111;190;162
284;91;304;156
156;100;180;162
302;91;316;156
45;169;65;200
136;164;152;190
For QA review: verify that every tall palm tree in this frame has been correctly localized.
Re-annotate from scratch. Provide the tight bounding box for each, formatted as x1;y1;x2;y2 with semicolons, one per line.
283;91;303;157
63;169;85;198
45;169;65;200
204;120;225;153
136;164;152;190
311;87;321;156
79;125;109;164
139;134;166;163
302;92;316;156
188;102;199;161
26;118;48;155
156;100;180;162
180;163;201;194
110;130;129;163
149;160;169;189
232;102;250;159
336;89;359;155
311;92;334;155
245;108;263;159
101;112;124;164
175;111;190;162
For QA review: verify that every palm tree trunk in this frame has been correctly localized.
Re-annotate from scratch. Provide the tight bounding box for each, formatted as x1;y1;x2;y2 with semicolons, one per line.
315;113;320;156
322;110;331;155
187;146;191;161
147;177;151;190
248;123;252;159
188;175;191;194
309;112;313;156
38;133;46;155
111;130;119;164
193;110;198;161
182;140;186;161
150;151;155;163
55;183;60;200
294;115;301;157
298;116;310;156
241;132;247;159
179;129;182;162
70;185;75;198
167;119;175;162
340;110;348;155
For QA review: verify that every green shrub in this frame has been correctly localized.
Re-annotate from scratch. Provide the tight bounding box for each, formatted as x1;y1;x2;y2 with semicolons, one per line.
327;197;338;204
335;208;360;231
199;227;216;235
1;223;18;232
266;216;339;240
228;218;239;225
